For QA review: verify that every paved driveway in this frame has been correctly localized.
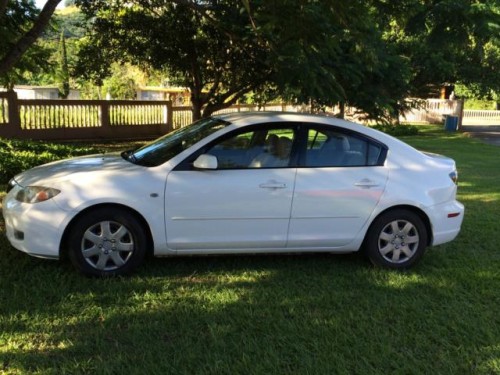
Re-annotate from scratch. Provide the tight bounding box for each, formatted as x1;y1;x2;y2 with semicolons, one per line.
461;126;500;146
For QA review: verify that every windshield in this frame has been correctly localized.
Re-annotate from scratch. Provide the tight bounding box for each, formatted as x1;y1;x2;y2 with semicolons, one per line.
128;117;230;167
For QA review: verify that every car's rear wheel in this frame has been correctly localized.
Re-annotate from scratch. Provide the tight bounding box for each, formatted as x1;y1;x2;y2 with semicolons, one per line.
68;207;147;276
365;209;428;269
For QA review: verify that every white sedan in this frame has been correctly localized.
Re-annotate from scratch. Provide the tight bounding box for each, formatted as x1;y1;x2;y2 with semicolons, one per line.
2;112;464;276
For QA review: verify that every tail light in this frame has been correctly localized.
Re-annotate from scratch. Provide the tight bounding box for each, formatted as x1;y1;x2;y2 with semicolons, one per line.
449;170;458;185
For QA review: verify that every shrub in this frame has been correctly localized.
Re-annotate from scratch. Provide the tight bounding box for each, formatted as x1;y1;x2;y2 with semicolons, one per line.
371;124;419;136
0;138;100;184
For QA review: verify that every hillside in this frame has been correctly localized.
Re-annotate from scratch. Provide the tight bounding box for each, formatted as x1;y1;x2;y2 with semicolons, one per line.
43;5;86;40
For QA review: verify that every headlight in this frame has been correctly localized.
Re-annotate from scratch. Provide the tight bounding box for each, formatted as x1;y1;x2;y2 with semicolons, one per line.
15;186;61;204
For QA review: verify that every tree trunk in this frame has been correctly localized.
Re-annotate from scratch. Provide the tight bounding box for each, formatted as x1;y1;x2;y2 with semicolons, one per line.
202;103;225;118
190;87;205;121
0;0;62;76
191;99;203;121
338;102;345;119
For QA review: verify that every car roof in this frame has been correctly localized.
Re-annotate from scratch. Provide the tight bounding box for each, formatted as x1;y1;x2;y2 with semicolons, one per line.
215;111;358;128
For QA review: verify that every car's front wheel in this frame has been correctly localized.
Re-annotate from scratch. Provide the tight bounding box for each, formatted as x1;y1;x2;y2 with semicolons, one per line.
365;209;428;269
67;207;147;276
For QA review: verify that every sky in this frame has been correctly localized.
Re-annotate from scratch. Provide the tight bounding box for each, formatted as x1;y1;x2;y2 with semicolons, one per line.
35;1;66;9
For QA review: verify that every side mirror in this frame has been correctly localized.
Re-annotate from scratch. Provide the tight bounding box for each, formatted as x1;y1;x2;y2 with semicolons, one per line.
193;154;218;170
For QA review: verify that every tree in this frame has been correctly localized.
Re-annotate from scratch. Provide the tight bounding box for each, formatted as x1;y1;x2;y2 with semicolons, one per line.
75;0;411;121
101;63;147;100
0;0;63;80
373;0;500;98
75;0;271;119
58;30;70;98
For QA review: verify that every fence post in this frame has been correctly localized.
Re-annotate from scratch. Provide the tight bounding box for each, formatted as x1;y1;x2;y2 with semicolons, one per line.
7;91;21;127
5;91;22;137
457;99;465;130
99;101;113;138
100;101;110;127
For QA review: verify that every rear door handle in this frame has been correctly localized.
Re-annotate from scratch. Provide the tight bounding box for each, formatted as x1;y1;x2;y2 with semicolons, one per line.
354;179;379;188
259;180;287;189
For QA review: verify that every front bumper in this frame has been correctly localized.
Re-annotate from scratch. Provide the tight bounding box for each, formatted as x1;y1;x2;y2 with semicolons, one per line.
2;187;68;259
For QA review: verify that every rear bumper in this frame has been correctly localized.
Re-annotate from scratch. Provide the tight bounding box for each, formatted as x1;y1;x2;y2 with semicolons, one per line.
427;200;465;246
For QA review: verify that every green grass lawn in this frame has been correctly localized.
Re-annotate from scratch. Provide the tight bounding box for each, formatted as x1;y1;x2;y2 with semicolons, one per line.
0;126;499;374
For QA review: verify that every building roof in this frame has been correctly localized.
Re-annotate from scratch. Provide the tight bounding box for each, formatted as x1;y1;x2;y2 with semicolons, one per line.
137;86;190;93
13;85;60;90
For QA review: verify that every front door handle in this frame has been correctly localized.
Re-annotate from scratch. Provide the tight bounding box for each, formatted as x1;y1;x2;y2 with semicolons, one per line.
354;178;379;188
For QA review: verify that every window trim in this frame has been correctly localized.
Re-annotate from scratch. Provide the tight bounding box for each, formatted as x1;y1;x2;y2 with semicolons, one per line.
173;122;301;171
297;123;388;168
173;121;388;171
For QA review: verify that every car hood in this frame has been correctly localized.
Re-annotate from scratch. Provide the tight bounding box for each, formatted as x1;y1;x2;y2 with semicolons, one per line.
13;153;141;186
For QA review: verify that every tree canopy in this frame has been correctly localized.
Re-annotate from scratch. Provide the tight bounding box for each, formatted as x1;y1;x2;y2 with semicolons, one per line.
0;0;62;86
74;0;414;120
374;0;500;98
2;0;499;118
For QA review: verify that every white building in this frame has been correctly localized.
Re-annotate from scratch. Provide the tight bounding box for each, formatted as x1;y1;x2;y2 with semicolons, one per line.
136;86;190;106
11;85;80;100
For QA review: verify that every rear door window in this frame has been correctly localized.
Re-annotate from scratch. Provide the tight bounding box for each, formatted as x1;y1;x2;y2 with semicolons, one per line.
303;126;386;167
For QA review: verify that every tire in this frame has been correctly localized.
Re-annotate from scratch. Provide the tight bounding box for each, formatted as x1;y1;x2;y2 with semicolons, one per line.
365;209;428;269
67;207;147;276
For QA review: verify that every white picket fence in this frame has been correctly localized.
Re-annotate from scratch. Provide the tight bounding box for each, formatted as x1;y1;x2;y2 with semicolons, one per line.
400;99;462;124
462;109;500;125
400;99;500;126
